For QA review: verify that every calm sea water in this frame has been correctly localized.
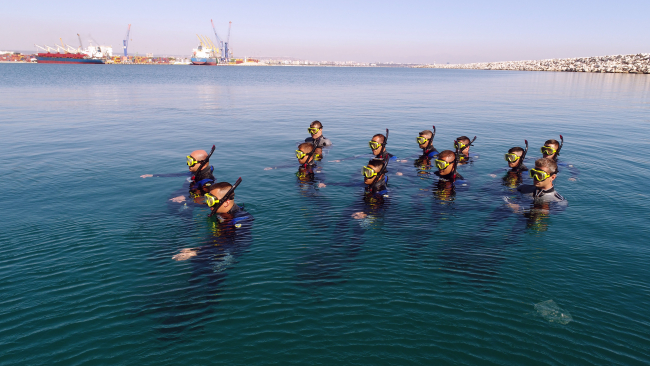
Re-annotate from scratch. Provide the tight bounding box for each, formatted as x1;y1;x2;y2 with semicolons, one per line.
1;64;649;365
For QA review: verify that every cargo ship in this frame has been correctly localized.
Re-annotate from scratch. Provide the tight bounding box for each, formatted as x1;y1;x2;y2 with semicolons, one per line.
190;35;218;65
35;42;112;64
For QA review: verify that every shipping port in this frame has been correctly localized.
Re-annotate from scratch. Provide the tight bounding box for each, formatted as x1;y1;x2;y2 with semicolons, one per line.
0;20;362;67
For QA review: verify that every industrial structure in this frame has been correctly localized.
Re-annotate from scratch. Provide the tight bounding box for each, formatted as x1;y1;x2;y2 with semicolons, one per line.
123;24;131;59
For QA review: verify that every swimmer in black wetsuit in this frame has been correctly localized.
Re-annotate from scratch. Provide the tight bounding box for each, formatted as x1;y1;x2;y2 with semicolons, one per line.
454;135;478;165
155;180;252;333
414;127;439;166
515;158;566;204
173;180;253;261
541;137;578;181
141;146;216;205
295;142;325;187
434;150;464;182
369;133;395;161
305;120;332;147
493;143;530;189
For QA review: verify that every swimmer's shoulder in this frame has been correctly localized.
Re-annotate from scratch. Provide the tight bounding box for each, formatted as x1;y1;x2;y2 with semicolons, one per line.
517;184;535;194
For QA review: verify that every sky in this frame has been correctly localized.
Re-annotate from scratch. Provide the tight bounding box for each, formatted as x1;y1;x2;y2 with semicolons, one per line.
1;0;648;63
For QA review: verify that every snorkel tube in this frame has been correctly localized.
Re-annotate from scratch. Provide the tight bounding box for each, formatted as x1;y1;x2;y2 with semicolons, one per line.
518;139;529;170
195;145;216;174
301;145;320;168
425;125;436;152
465;136;477;151
208;177;242;217
379;128;389;159
452;140;461;183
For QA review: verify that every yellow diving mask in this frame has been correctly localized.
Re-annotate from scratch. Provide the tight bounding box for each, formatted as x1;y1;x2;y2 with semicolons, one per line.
308;127;320;134
454;141;468;150
541;146;557;155
295;150;308;159
504;153;521;163
362;165;378;178
435;159;451;170
416;136;429;145
529;168;552;181
204;193;222;207
186;155;199;167
368;140;383;150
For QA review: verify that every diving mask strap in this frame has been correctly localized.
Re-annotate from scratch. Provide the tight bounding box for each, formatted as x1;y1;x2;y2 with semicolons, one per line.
208;177;242;217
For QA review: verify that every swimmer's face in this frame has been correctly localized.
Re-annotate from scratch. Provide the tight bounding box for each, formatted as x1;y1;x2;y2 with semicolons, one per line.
418;133;431;149
439;156;455;175
309;125;323;139
188;149;208;172
364;165;382;185
370;136;384;155
297;148;312;165
508;152;523;169
208;188;232;214
542;144;558;159
533;164;556;189
459;143;470;156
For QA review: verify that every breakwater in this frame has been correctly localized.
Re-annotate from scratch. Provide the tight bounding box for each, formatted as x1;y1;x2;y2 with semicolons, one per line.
417;53;650;73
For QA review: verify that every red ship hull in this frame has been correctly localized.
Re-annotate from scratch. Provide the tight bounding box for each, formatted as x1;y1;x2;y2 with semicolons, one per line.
36;53;105;64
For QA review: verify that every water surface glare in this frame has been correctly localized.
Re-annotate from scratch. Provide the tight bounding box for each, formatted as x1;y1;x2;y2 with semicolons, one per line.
1;64;649;365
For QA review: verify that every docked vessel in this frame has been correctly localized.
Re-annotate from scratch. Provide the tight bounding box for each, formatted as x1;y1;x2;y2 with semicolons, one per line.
35;42;112;64
190;35;218;65
35;53;105;64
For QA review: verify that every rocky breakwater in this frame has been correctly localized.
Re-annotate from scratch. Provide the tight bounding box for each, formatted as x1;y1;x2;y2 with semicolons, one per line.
418;54;650;74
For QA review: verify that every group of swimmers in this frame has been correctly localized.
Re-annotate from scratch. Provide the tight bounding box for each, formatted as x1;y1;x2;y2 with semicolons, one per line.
142;119;572;260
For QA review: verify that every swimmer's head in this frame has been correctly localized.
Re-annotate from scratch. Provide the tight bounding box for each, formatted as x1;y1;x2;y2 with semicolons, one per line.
505;146;525;168
530;158;557;189
363;159;385;185
206;182;236;214
187;149;209;172
417;130;433;149
435;150;456;175
296;142;319;165
542;139;560;159
369;134;386;155
455;136;471;156
308;120;323;139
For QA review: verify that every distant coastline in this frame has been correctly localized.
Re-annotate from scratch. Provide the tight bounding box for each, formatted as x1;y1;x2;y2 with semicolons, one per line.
416;53;650;74
3;51;649;73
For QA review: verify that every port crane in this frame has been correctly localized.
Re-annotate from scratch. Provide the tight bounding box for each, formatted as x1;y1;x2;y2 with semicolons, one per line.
210;19;224;61
77;34;83;51
123;24;131;57
224;21;231;62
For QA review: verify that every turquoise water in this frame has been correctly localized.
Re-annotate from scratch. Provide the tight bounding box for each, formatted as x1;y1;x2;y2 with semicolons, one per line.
1;64;649;365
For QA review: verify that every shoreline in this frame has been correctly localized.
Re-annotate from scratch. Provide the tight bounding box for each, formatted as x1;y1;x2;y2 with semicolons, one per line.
415;53;650;74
